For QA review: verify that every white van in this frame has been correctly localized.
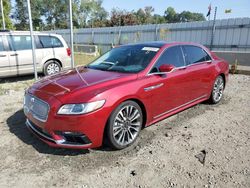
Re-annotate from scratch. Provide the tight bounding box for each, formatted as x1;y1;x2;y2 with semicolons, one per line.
0;30;71;78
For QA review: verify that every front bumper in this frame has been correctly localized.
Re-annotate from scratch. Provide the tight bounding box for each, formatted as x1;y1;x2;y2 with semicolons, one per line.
26;119;92;149
25;108;109;149
24;88;111;149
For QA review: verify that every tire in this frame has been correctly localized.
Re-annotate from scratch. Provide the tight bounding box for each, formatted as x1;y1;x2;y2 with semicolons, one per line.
209;75;224;104
106;100;143;150
44;60;61;76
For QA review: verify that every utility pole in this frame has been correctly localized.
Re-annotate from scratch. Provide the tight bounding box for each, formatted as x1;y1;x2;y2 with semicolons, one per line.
27;0;38;80
0;0;5;29
210;6;217;50
69;0;75;68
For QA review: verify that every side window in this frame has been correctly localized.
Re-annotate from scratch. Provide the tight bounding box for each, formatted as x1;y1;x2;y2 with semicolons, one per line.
38;36;63;48
183;45;211;65
8;35;32;50
151;46;185;73
0;36;4;51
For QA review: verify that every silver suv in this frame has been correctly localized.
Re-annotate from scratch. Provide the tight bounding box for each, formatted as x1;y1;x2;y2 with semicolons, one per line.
0;30;71;78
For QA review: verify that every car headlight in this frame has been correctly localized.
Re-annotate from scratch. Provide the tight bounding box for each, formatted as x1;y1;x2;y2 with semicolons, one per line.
57;100;105;115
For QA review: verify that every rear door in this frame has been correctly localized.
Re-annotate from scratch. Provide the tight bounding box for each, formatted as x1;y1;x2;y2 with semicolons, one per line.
0;35;10;77
38;35;64;59
181;45;214;100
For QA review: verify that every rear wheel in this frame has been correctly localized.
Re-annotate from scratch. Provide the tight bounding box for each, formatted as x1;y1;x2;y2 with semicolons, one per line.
44;60;61;76
209;75;224;104
106;101;143;150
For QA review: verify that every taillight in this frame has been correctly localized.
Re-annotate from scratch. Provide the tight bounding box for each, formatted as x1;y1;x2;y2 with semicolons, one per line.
66;48;71;56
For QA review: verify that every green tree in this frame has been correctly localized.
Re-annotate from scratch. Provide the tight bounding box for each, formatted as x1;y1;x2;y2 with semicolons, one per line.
10;1;206;30
178;11;205;22
13;0;44;30
164;7;179;23
152;14;165;24
164;7;205;23
42;0;69;30
110;8;138;26
0;0;14;29
76;0;108;28
88;4;108;27
135;8;147;24
135;6;154;24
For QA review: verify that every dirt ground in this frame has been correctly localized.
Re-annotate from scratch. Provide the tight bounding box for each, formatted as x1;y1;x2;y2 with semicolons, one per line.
0;74;249;188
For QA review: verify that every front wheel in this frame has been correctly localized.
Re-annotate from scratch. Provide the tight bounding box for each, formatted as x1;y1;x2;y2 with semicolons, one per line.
106;101;143;150
209;75;224;104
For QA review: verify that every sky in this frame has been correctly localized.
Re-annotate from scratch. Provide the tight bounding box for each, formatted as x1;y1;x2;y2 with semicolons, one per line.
102;0;250;20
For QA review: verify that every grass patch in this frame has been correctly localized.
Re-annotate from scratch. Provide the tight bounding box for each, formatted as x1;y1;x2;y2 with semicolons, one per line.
0;53;98;94
74;53;98;66
0;79;34;93
0;86;8;95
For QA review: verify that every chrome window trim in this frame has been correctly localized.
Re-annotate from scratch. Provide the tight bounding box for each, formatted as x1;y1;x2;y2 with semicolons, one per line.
147;44;213;76
24;93;50;122
147;45;185;76
181;45;213;66
180;45;187;66
153;94;207;119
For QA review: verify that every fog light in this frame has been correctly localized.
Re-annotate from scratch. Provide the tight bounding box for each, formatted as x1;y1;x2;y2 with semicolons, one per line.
54;131;91;145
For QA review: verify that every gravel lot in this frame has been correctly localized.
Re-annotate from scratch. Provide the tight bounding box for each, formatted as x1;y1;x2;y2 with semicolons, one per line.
0;74;249;188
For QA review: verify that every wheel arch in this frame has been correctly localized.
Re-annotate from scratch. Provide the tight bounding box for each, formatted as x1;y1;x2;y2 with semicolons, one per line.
219;73;226;88
127;98;147;128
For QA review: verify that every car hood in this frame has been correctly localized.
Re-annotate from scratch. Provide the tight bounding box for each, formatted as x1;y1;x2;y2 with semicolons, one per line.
29;66;134;96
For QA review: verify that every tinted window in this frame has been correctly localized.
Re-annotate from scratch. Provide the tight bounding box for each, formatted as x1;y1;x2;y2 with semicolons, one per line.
0;36;4;51
38;36;63;48
8;35;32;50
183;45;211;65
151;46;185;72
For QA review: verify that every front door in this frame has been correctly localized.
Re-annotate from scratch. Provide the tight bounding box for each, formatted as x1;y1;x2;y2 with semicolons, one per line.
147;45;191;119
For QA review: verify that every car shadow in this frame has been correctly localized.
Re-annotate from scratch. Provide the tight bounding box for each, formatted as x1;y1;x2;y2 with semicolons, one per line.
6;109;90;156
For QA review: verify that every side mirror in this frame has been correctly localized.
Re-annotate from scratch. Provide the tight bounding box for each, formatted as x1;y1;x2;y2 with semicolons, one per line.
159;64;175;73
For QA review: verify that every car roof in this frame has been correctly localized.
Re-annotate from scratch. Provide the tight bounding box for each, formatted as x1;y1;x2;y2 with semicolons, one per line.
0;30;61;37
123;41;168;48
122;41;205;49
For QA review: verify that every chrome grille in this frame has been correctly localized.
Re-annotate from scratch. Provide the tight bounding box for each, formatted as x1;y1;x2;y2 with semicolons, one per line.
24;94;50;122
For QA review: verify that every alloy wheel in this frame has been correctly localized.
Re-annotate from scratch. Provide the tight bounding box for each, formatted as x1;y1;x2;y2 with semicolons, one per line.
212;76;224;103
47;62;60;75
112;105;142;146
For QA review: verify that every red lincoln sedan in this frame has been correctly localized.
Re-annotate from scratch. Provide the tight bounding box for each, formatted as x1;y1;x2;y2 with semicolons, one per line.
23;42;229;150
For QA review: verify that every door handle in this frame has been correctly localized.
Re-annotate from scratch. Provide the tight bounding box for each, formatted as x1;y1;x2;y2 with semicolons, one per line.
144;83;164;91
206;60;212;64
10;53;18;56
0;54;7;57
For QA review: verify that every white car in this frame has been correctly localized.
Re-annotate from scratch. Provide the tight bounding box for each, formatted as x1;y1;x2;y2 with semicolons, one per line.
0;30;71;78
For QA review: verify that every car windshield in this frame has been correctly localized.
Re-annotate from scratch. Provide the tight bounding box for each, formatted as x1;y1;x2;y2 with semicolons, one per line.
87;45;159;73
